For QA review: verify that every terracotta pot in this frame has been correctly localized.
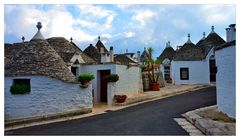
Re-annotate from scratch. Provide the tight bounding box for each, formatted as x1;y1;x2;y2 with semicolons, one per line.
114;95;127;103
150;83;160;91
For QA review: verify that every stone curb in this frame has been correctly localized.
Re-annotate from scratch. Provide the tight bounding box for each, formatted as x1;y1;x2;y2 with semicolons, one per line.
5;108;92;130
115;85;211;106
182;105;235;135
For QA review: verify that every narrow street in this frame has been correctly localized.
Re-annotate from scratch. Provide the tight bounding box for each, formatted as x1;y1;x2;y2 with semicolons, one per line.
5;87;216;135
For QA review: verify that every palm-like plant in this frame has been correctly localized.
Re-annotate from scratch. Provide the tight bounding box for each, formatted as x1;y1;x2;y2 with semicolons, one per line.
145;47;161;83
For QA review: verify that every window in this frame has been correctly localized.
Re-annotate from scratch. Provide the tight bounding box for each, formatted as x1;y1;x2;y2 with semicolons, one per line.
11;79;31;94
13;79;30;86
180;68;189;80
71;66;78;76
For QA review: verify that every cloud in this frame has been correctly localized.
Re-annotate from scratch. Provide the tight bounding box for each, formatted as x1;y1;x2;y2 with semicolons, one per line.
125;31;135;38
200;5;235;25
171;19;190;30
4;5;97;44
131;10;155;26
77;5;114;19
102;14;114;31
4;4;235;58
75;19;98;28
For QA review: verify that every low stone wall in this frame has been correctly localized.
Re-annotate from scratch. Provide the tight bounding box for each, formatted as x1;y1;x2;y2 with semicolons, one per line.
5;76;93;121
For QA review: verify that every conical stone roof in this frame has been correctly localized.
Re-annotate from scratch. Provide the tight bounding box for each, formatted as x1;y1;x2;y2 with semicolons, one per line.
47;37;96;64
5;40;77;83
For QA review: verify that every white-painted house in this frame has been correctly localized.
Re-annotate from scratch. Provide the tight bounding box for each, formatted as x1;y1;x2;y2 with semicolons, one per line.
4;22;93;121
215;24;236;118
158;41;176;81
172;26;226;85
83;39;143;105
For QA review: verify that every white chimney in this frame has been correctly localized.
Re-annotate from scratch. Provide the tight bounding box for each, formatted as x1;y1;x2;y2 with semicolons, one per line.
226;24;236;42
110;46;114;62
100;47;110;63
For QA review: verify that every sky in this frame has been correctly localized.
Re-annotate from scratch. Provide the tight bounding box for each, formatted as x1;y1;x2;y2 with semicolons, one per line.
4;4;236;58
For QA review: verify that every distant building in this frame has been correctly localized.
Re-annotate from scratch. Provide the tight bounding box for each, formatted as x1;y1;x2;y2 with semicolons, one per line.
215;24;236;118
171;26;225;85
158;41;176;81
139;47;149;65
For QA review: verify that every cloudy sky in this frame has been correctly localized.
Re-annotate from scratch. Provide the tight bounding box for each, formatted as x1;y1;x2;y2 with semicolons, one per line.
4;4;236;58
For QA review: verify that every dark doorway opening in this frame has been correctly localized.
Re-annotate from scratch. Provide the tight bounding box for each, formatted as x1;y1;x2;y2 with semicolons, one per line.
71;66;78;76
209;59;217;82
99;70;111;102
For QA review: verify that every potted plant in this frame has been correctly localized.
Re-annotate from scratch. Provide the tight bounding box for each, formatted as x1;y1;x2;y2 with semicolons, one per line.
114;94;127;103
78;74;95;88
10;84;30;94
144;47;161;91
106;74;119;82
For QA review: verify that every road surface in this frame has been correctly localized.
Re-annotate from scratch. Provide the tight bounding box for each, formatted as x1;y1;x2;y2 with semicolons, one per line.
5;87;216;135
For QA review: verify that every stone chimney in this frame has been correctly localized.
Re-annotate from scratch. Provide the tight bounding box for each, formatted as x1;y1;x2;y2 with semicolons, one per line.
109;46;114;62
100;47;110;63
226;24;236;42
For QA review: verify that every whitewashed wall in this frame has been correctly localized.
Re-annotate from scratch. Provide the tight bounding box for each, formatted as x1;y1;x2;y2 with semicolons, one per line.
216;46;236;118
171;48;214;85
79;64;116;103
171;60;210;85
160;64;165;80
80;64;143;105
5;76;93;120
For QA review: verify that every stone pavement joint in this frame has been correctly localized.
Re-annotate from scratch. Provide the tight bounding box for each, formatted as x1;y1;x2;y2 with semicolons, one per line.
182;105;236;135
174;118;204;136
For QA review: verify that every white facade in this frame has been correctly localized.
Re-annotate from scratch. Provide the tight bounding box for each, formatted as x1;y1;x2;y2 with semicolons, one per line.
80;63;143;105
172;48;214;85
5;76;93;120
160;58;172;80
216;45;236;118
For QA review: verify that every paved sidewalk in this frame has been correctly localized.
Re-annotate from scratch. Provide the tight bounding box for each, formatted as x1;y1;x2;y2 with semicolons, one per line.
182;105;235;135
174;118;204;136
5;84;214;131
116;83;214;106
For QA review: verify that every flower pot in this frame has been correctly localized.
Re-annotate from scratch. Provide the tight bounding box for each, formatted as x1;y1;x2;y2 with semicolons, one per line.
150;83;160;91
114;95;127;103
79;80;90;88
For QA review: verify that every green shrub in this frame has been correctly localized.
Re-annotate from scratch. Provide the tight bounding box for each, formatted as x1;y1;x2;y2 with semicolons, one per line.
78;74;95;82
106;74;119;82
10;84;30;94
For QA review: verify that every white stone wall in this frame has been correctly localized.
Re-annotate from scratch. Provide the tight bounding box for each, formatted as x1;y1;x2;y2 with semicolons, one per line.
160;64;165;80
171;60;210;85
171;48;214;85
5;76;93;120
216;46;236;118
79;64;116;103
80;64;143;104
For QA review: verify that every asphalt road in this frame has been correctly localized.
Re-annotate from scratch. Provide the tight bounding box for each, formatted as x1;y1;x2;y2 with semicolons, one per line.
5;87;216;136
